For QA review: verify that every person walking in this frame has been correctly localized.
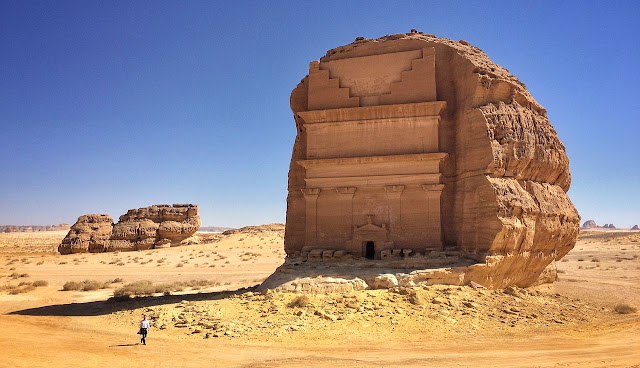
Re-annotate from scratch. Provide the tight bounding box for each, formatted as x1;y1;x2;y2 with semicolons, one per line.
139;314;150;345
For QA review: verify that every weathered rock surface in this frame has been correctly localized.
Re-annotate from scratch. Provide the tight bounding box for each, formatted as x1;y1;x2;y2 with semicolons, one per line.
632;225;639;231
59;214;114;254
284;31;579;289
581;220;597;229
58;204;200;254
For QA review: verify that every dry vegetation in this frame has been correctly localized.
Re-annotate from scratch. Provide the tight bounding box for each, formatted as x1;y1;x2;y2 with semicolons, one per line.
113;279;221;299
614;303;638;314
62;279;122;291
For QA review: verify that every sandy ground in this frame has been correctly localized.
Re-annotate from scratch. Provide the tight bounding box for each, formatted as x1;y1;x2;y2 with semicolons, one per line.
0;227;639;367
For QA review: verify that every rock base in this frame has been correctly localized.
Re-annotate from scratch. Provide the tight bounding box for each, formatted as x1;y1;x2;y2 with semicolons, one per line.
259;255;557;293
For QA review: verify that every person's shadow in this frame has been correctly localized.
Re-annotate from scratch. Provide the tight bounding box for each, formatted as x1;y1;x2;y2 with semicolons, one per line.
109;343;140;347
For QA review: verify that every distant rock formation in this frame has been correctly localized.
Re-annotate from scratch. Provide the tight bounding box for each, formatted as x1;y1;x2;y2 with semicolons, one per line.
200;226;235;233
603;224;617;229
58;204;200;254
632;225;639;230
59;214;113;254
222;224;285;236
581;220;597;229
1;223;71;233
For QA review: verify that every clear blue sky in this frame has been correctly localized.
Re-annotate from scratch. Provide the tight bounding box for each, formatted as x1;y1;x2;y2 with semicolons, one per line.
1;1;639;228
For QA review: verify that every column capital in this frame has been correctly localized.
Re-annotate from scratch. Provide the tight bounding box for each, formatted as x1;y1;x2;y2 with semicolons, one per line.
336;186;356;200
385;185;405;193
422;184;444;192
385;185;404;199
301;188;321;197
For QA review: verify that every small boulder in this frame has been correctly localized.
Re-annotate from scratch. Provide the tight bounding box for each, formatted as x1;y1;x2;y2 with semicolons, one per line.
372;274;398;289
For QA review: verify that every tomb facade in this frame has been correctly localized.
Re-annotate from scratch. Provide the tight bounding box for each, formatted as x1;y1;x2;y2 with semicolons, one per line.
283;32;580;288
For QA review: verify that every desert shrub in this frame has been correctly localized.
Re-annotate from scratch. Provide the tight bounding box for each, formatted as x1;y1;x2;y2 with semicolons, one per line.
81;280;104;291
591;258;600;262
62;281;82;291
18;281;31;286
112;278;124;283
113;280;157;299
614;304;637;314
32;280;48;287
9;285;34;294
287;295;310;308
63;279;110;291
176;263;184;267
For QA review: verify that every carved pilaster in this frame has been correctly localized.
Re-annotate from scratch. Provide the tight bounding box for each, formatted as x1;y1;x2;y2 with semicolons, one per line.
301;188;321;248
385;185;404;238
422;184;444;247
336;187;356;241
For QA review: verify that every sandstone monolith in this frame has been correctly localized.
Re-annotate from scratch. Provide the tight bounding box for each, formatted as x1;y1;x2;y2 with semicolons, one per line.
581;220;597;229
283;31;580;289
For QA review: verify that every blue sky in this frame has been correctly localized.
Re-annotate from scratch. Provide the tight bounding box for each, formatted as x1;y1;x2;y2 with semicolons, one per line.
1;1;638;228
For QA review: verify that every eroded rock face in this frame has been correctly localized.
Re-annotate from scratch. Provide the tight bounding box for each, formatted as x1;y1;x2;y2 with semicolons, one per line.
582;220;597;229
58;204;200;254
59;214;114;254
284;32;579;289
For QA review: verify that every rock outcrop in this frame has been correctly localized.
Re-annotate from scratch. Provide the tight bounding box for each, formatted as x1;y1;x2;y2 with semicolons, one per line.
632;225;639;230
581;220;597;229
283;31;580;289
58;204;200;254
59;214;114;254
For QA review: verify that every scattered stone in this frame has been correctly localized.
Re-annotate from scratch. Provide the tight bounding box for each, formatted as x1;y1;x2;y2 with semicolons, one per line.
372;274;398;289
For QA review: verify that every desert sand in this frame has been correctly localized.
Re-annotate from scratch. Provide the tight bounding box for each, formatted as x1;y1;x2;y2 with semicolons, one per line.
0;227;638;367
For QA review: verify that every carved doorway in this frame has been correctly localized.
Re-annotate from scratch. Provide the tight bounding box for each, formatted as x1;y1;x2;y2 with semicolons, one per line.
364;241;375;260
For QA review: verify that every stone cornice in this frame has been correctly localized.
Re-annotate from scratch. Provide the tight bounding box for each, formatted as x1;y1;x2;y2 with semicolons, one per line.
298;153;448;168
297;101;446;124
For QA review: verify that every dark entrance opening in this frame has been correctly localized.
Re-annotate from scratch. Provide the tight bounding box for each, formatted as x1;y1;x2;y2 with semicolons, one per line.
365;241;375;260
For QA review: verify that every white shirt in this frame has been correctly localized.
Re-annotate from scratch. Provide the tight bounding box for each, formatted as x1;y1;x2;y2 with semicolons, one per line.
140;319;150;329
